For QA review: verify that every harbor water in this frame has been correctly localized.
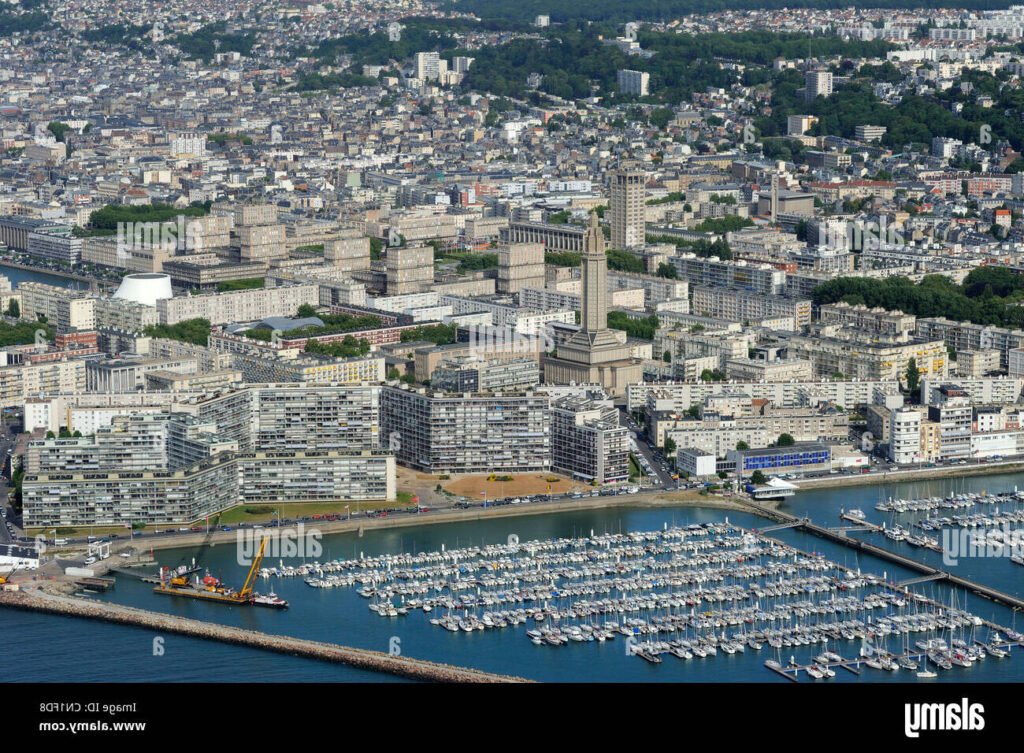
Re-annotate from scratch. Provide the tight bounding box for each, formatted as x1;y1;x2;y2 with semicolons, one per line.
7;471;1024;683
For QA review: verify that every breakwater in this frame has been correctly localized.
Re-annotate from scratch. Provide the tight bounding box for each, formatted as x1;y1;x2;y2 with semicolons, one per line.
0;589;528;683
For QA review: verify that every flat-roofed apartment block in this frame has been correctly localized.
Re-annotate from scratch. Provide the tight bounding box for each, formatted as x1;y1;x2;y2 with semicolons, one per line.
921;378;1024;406
725;356;813;382
956;349;1001;378
783;332;947;383
497;243;545;294
145;369;240;392
82;235;176;273
819;302;916;340
86;356;198;393
916;317;1024;369
156;283;319;325
432;356;539;393
234;204;278;226
505;220;585;252
146;337;234;372
186;383;382;452
627;379;902;414
186;214;232;250
888;407;925;464
924;398;973;460
236;451;395;504
325;230;371;273
670;256;787;297
268;266;367;308
381;385;550;473
94;296;159;333
520;286;645;312
609;166;646;250
464;216;508;249
238;223;287;262
656;407;848;449
27;227;83;264
383;213;459;245
386;245;433;295
23;385;396;527
17;282;95;332
230;350;385;384
0;357;87;409
691;286;811;327
608;272;688;308
23;444;395;527
162;254;268;291
551;393;629;484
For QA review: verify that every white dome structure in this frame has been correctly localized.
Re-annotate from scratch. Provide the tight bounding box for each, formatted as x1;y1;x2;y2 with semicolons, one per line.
112;273;173;307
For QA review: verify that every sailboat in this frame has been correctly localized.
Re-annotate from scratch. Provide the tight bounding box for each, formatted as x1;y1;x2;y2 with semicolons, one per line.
916;654;938;679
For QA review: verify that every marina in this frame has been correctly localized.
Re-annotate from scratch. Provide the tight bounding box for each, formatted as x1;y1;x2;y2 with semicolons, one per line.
253;521;1020;680
31;473;1024;683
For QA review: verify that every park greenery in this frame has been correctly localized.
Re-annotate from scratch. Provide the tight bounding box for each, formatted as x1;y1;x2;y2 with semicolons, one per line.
0;321;52;347
305;336;371;359
171;23;256;61
400;323;458;345
812;267;1024;329
217;278;265;292
607;312;658;340
245;310;383;341
143;318;211;346
442;0;997;23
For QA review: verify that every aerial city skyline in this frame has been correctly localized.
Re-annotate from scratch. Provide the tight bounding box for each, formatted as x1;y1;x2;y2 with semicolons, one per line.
0;0;1023;734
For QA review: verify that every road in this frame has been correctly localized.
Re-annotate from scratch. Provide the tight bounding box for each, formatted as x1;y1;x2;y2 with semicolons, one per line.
617;406;676;488
0;415;17;545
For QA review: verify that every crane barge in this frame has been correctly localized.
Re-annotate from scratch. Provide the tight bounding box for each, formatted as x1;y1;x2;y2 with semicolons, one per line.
153;535;286;607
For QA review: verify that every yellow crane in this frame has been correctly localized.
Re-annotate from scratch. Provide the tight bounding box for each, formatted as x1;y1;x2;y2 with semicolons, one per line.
237;536;267;602
0;565;20;585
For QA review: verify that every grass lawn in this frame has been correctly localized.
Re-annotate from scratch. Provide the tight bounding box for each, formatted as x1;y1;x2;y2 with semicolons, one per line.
26;500;397;535
215;500;393;524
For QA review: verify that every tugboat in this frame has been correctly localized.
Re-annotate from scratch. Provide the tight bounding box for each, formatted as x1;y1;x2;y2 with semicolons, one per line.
253;591;289;609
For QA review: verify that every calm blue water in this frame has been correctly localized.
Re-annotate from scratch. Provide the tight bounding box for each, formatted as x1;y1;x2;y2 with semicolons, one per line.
0;264;79;289
77;486;1024;682
7;473;1024;682
0;609;401;683
780;471;1024;598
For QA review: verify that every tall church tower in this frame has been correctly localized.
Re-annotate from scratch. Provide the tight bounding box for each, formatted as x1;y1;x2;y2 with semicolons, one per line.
542;211;643;396
581;211;608;334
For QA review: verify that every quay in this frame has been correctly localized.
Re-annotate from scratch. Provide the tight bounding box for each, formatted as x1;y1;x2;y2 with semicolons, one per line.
0;260;106;291
0;589;529;683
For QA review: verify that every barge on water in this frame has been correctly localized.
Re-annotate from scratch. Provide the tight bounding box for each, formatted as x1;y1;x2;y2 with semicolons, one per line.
153;536;287;608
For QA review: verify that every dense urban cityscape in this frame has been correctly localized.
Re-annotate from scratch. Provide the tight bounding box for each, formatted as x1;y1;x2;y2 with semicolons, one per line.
3;0;1024;724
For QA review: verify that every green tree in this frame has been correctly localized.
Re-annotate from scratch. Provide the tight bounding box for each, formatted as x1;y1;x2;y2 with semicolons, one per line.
750;470;768;485
905;357;921;394
776;433;795;447
736;441;750;451
664;438;677;455
6;299;19;318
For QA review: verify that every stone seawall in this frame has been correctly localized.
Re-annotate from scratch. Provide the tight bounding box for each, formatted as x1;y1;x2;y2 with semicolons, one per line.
0;589;528;683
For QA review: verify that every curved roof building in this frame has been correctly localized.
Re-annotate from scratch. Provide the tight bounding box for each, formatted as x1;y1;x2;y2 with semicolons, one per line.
112;273;173;307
